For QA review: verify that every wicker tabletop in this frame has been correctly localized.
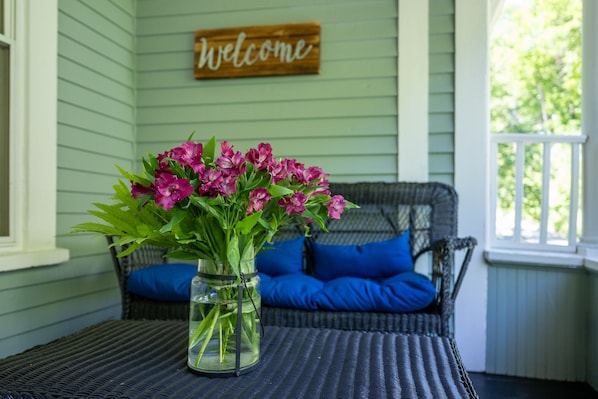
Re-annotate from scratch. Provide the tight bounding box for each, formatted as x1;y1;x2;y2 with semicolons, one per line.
0;319;478;399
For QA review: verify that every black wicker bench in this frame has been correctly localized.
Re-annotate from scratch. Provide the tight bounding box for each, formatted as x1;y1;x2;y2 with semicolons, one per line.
109;182;477;337
0;319;479;399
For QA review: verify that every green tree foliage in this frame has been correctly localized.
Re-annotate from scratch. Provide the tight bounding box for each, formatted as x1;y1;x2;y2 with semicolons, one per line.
491;0;581;135
491;0;581;240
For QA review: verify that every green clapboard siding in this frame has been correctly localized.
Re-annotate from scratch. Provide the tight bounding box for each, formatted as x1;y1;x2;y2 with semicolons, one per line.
136;0;400;182
0;0;459;359
429;0;455;184
0;0;135;359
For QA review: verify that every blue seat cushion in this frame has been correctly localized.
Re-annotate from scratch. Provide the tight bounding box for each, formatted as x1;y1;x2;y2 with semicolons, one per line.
313;272;435;312
127;263;197;302
259;273;322;310
312;230;414;282
259;271;435;313
256;236;305;276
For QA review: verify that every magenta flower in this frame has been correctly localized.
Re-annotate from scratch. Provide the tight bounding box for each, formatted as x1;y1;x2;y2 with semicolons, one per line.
268;160;289;183
279;192;308;215
170;141;204;173
282;159;303;182
248;188;271;215
156;152;174;174
310;176;331;197
217;141;246;177
221;175;238;196
304;166;326;183
246;143;274;171
198;168;225;197
326;195;347;219
131;182;154;199
154;173;194;210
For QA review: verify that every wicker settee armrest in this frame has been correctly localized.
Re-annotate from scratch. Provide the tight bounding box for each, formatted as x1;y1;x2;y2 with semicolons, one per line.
106;236;169;319
417;235;477;336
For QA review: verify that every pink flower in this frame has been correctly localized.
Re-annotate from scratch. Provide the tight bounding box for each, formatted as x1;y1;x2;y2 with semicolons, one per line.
270;158;296;183
217;141;246;177
310;176;331;197
169;141;204;173
303;166;326;183
156;152;174;174
279;192;308;215
131;182;154;199
154;173;194;210
326;195;347;219
248;188;271;215
198;168;225;197
283;159;304;182
221;175;238;196
246;143;274;171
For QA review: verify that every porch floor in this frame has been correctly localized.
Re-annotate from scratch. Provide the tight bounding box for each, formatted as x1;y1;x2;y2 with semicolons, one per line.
469;372;598;398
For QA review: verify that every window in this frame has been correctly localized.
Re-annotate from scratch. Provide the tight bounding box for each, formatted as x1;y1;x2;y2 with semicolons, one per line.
0;0;69;270
0;0;11;238
488;0;584;260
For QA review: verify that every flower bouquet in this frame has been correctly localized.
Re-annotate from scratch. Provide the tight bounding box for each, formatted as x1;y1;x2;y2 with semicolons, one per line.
73;135;356;375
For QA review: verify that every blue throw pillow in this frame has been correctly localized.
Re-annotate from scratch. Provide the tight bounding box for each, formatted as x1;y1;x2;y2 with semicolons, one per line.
127;263;197;302
312;230;414;282
258;273;322;309
256;236;305;276
313;272;436;312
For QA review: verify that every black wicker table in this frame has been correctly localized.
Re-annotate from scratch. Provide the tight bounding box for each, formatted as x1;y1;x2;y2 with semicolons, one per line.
0;320;478;399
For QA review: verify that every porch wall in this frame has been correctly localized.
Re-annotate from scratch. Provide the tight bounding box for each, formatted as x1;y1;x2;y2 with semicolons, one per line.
135;0;455;184
0;0;134;358
0;0;457;359
486;263;589;382
136;0;400;182
589;271;598;390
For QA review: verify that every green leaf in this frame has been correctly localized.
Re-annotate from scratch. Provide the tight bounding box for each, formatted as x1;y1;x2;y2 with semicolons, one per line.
188;196;227;227
166;251;200;260
160;211;186;233
268;184;294;197
236;211;262;235
226;236;240;277
116;165;151;186
203;136;217;164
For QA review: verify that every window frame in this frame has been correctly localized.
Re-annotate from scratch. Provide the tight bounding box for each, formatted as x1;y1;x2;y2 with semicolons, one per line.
0;0;69;270
483;0;590;271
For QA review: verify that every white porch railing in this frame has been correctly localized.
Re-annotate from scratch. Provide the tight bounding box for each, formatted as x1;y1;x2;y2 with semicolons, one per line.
489;133;587;252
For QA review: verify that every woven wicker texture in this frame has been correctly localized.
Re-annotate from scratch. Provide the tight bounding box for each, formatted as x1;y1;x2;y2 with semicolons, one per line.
260;306;441;335
107;182;477;337
0;320;478;399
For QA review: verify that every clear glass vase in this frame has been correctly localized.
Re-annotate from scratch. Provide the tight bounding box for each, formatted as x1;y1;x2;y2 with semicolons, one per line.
187;259;261;376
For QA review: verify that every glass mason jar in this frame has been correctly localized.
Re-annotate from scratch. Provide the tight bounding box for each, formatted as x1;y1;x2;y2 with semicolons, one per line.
187;259;261;376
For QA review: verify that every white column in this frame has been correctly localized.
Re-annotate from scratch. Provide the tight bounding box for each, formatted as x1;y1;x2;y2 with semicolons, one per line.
454;0;489;372
580;0;598;250
397;0;428;182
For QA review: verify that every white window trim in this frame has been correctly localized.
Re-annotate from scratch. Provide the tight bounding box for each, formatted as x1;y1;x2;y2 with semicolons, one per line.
0;0;69;271
484;0;597;275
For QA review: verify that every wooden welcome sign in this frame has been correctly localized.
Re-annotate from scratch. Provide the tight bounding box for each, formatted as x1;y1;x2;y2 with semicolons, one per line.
194;22;320;79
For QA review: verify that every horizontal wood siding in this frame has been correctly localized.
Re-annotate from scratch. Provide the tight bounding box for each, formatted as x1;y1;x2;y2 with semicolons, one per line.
0;0;135;358
136;0;399;182
486;264;589;381
429;0;455;185
0;0;462;360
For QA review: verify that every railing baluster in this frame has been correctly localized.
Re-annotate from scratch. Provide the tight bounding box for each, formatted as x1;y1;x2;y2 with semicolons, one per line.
490;133;587;251
540;142;551;245
514;141;525;242
569;143;581;247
